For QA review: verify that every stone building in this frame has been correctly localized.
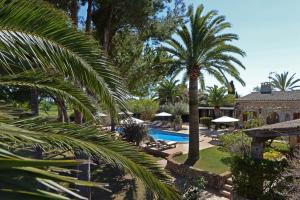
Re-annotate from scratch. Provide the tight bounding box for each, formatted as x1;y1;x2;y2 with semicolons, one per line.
236;82;300;125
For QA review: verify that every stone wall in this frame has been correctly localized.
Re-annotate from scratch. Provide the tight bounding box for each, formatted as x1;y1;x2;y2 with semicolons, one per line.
236;100;300;125
142;147;170;158
165;152;231;190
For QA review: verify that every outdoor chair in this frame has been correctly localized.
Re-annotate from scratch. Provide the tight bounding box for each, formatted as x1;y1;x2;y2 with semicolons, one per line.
154;121;163;127
150;120;159;126
161;122;171;128
145;136;159;148
157;140;177;150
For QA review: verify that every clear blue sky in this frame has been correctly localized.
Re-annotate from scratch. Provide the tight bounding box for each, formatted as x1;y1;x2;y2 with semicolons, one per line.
79;0;300;95
188;0;300;95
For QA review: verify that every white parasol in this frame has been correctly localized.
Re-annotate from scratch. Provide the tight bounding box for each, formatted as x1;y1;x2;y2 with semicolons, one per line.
212;116;239;123
155;112;172;117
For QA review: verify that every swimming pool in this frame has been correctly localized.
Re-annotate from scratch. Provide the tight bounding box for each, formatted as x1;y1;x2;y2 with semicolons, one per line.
149;129;189;143
116;127;189;142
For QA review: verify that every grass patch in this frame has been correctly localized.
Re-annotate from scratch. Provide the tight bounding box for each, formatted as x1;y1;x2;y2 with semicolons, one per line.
173;146;231;174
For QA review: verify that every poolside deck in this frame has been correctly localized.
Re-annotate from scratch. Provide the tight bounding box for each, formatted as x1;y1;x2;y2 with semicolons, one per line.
157;126;221;154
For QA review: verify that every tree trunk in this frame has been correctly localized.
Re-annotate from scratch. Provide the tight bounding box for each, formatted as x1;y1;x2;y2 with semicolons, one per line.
85;0;93;33
214;107;220;118
30;89;39;116
103;5;113;52
111;115;116;132
74;109;82;124
185;67;200;165
75;153;92;200
70;3;91;198
55;98;69;123
70;0;78;26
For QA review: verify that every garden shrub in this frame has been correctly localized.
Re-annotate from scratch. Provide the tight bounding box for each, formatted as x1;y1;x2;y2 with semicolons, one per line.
127;99;159;120
244;118;262;129
174;115;183;130
122;121;148;146
182;177;207;200
231;156;287;200
219;131;251;156
200;117;212;128
161;102;189;116
263;149;283;161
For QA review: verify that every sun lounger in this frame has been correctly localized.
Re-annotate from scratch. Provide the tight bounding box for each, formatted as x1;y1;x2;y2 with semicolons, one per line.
154;121;162;127
211;134;218;141
157;140;177;150
146;136;159;148
161;122;171;128
150;120;159;126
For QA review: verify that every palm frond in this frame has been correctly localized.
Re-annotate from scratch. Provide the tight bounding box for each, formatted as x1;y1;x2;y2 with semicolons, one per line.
0;0;128;114
0;147;107;200
0;70;97;120
0;118;180;200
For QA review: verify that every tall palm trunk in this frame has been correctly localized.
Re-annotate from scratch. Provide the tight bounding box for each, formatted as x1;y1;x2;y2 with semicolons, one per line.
70;2;91;198
30;89;39;116
185;67;200;165
214;106;220;130
70;0;78;26
85;0;93;33
70;0;83;124
214;106;220;118
103;5;113;52
74;109;83;124
55;98;69;123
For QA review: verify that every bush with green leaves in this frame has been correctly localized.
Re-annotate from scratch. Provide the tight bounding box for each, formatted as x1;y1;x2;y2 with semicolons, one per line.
161;102;189;116
244;118;263;129
127;99;159;120
122;121;149;146
182;177;207;200
231;156;287;200
219;131;251;156
200;117;212;128
174;115;183;130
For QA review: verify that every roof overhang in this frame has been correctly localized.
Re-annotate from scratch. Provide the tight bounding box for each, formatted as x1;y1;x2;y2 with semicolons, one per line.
245;119;300;138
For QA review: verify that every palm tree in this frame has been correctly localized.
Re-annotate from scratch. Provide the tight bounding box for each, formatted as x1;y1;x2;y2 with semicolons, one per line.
0;0;179;199
207;85;235;118
162;5;245;165
253;85;261;92
269;72;300;91
156;77;182;104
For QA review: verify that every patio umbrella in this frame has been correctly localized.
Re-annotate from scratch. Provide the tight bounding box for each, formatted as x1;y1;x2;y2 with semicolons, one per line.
212;116;239;123
155;112;172;117
120;117;144;124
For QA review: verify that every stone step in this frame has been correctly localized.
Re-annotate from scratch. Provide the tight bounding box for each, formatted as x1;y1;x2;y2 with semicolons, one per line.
220;189;231;199
226;177;233;185
223;184;233;191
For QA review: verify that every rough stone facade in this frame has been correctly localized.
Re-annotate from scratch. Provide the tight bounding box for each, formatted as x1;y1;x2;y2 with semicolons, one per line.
235;100;300;125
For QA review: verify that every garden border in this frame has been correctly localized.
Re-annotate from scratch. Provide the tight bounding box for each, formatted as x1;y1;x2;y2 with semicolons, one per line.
165;152;231;190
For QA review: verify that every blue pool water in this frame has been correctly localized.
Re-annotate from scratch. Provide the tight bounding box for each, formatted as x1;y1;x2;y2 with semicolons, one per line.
116;127;189;142
149;129;189;142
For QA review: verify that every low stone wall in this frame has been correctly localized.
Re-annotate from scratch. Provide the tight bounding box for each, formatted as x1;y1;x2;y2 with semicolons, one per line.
142;147;170;158
165;152;231;190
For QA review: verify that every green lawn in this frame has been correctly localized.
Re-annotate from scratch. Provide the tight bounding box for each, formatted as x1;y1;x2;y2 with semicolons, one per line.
173;146;231;174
